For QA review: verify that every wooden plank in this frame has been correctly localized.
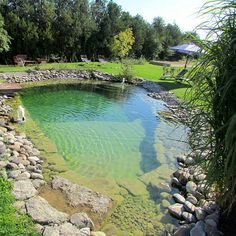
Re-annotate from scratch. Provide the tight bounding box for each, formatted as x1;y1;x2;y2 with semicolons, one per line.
0;83;22;94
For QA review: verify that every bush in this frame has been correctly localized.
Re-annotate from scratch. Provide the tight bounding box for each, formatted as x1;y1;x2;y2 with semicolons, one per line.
0;177;38;235
119;58;134;81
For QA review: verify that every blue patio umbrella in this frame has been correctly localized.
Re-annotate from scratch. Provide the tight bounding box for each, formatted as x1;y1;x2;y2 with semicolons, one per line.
170;42;201;68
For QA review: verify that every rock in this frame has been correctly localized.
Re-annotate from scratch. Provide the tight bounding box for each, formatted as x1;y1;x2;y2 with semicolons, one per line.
173;193;185;204
177;155;186;163
182;212;197;223
186;181;197;193
168;203;184;219
0;160;7;169
28;156;40;163
173;170;181;179
52;176;111;214
171;177;182;189
185;157;195;165
6;162;18;170
91;232;106;236
190;226;206;236
78;227;90;236
9;156;22;165
32;179;46;188
31;172;44;180
194;174;206;182
204;219;217;234
193;191;204;200
18;163;26;170
57;223;90;236
184;201;195;213
0;141;6;155
17;171;31;180
25;196;68;224
173;226;192;236
8;170;21;179
70;212;95;230
162;199;170;208
14;201;26;214
35;224;44;234
208;230;224;236
43;226;59;236
195;207;206;220
205;212;219;224
186;194;198;205
10;142;22;152
12;179;38;200
179;171;190;185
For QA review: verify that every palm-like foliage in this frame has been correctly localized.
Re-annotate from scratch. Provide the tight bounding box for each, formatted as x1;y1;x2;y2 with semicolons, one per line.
188;0;236;212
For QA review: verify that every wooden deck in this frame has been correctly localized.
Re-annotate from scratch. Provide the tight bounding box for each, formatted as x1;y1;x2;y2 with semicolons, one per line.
0;83;22;94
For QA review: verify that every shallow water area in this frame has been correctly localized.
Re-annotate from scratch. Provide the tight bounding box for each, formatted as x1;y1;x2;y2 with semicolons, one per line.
21;81;189;235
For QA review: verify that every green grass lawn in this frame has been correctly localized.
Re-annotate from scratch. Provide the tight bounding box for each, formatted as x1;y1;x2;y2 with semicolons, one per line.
0;62;191;100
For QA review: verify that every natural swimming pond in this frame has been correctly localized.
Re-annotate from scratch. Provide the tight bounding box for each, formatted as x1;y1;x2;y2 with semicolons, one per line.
21;81;189;235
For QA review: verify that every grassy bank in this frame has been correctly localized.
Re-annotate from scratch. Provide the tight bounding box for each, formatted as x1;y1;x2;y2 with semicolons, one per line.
0;62;191;100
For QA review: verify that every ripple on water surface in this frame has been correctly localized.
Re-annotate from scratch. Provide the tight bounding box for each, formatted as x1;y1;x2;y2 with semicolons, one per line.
21;82;189;235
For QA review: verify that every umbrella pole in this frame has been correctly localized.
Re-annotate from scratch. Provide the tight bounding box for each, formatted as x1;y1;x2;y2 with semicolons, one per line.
184;56;189;68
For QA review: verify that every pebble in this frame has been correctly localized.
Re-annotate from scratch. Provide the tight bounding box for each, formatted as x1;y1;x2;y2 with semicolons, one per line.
173;193;186;204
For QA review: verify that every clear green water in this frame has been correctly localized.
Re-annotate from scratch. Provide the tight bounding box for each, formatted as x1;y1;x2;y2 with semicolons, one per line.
21;82;188;235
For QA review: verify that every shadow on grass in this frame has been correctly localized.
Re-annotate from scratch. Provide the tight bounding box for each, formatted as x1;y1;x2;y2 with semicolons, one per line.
157;81;192;92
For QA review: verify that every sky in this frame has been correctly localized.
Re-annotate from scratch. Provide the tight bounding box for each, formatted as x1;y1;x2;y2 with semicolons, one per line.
113;0;207;38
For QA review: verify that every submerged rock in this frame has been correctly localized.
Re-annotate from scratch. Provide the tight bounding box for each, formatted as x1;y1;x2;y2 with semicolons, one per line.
51;176;111;214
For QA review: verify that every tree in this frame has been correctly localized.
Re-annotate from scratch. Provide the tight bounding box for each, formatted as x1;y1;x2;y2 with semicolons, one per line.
111;28;135;59
0;13;10;52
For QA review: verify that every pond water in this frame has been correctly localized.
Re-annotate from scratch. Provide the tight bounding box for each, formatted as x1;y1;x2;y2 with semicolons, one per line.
21;81;188;235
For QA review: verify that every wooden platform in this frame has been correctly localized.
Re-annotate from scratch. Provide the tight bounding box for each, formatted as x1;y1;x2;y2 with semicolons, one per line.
0;83;22;94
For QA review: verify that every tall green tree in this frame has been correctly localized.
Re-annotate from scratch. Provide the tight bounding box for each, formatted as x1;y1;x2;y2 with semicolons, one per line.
0;13;10;53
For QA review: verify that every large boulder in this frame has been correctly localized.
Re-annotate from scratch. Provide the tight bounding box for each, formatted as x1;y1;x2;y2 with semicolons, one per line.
51;176;111;214
25;196;69;224
12;179;38;200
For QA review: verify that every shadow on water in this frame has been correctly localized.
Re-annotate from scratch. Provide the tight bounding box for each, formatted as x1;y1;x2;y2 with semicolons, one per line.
123;90;160;173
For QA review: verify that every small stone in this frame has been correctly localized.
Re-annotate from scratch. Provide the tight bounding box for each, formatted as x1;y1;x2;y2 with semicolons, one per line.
6;162;18;170
35;224;44;234
186;181;197;193
168;203;184;219
9;156;21;165
0;141;6;155
194;173;206;182
177;155;186;163
31;173;44;180
18;163;26;170
28;156;40;163
195;207;206;220
21;160;30;166
204;219;217;234
32;179;46;189
182;211;197;223
184;201;195;213
179;171;191;185
0;160;8;169
173;226;192;236
171;177;182;189
10;142;22;152
173;193;186;204
8;170;21;179
43;226;59;236
185;157;195;165
186;194;198;205
162;199;170;208
190;226;206;236
70;212;95;230
17;171;31;180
